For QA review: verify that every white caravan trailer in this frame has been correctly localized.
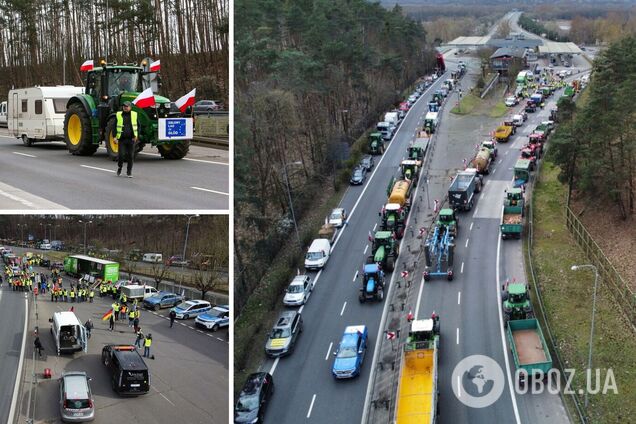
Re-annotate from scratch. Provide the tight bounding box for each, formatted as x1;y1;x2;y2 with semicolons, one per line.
0;101;7;127
8;86;84;146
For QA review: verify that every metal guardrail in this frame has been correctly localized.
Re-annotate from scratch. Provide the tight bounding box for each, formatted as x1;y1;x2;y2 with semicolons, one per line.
480;73;500;99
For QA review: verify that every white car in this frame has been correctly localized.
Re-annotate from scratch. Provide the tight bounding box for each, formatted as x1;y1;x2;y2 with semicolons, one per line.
170;300;212;319
283;275;314;306
505;96;518;107
408;95;417;104
328;208;347;228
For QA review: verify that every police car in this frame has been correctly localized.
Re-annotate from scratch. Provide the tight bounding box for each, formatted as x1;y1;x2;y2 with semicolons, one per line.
194;305;230;331
332;325;368;379
170;299;212;319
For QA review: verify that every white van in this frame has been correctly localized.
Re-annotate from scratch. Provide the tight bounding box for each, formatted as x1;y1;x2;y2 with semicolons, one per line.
304;239;331;270
8;86;84;146
121;284;159;300
142;253;163;263
0;101;7;127
383;112;399;128
49;311;88;355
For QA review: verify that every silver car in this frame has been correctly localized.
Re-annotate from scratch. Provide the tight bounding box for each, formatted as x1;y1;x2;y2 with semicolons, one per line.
265;310;303;357
59;371;95;422
283;275;314;306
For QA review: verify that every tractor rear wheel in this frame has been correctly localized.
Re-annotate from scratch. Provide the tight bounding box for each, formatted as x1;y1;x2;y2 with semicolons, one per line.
65;103;97;156
386;257;395;272
157;140;190;160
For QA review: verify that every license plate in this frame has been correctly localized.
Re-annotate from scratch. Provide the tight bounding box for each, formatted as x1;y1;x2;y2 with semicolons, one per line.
130;384;140;387
73;413;83;417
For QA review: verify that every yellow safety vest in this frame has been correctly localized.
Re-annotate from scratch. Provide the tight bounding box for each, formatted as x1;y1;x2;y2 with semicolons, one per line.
129;311;135;319
115;111;138;139
144;338;152;347
90;291;94;298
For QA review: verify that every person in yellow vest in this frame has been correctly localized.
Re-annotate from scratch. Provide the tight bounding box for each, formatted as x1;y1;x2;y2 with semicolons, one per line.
143;334;152;358
113;302;121;320
89;289;95;303
114;101;138;178
128;309;135;327
69;289;75;302
135;309;140;319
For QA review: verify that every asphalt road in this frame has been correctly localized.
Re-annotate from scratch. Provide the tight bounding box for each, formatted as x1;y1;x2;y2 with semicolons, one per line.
11;264;228;424
0;284;27;424
0;134;229;210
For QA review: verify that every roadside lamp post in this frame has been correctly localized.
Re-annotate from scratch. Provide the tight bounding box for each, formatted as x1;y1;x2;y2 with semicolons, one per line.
17;224;26;243
79;220;93;255
570;263;600;408
280;161;303;251
179;214;199;294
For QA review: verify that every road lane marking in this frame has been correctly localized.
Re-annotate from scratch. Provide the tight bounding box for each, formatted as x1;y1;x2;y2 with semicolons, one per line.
269;357;280;375
340;302;347;316
498;159;503;164
13;152;36;158
325;342;333;360
414;277;425;319
372;223;377;231
457;328;459;344
81;164;116;173
353;271;358;282
465;238;469;248
504;150;509;155
159;392;176;406
473;205;479;215
190;186;229;196
457;375;462;397
458;291;461;305
496;230;522;423
307;394;317;418
363;245;368;255
298;305;304;314
469;222;474;231
460;262;464;274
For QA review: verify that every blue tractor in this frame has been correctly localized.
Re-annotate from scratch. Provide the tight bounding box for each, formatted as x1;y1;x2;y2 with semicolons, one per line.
359;264;385;303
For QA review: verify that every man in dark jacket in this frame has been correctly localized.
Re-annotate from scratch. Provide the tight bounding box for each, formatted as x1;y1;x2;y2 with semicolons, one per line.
114;101;139;178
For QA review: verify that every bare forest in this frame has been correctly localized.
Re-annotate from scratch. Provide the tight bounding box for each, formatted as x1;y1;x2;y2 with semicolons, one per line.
0;0;228;101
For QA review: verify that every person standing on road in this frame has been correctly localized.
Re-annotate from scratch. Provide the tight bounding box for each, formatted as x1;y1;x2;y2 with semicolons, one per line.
133;316;140;333
135;327;144;348
128;309;135;327
84;319;93;339
143;333;152;358
114;101;138;178
109;314;115;331
169;309;176;328
113;302;120;320
34;336;43;357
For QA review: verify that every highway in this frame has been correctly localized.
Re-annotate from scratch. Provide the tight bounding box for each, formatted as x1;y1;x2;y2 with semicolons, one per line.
257;11;591;424
0;135;229;210
8;261;228;424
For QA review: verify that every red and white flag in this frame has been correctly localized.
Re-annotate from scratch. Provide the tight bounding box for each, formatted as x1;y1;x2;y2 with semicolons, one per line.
401;270;409;279
149;59;161;72
175;88;196;113
80;60;94;71
132;87;156;108
419;227;426;237
368;231;374;242
386;331;396;340
434;199;440;213
407;310;414;322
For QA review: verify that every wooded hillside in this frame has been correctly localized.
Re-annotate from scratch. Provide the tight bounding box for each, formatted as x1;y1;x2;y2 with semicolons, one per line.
234;0;435;312
0;0;228;101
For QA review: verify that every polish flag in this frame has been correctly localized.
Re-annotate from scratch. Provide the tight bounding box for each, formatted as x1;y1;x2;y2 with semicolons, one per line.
149;59;161;72
175;88;196;113
80;60;94;71
132;87;156;108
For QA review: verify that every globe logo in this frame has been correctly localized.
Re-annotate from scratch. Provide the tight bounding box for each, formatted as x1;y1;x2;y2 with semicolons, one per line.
451;355;505;408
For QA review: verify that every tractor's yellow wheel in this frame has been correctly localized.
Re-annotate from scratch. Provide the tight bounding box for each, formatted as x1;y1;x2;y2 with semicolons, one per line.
67;114;82;146
105;118;119;160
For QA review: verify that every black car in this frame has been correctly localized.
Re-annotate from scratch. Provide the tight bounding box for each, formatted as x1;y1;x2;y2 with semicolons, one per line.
101;345;150;395
40;258;51;267
235;372;274;423
350;167;366;185
360;155;374;171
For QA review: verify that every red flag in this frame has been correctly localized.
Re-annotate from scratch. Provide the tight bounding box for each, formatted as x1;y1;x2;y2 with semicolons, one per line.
132;87;155;108
175;88;196;113
407;310;414;322
69;306;74;312
80;60;94;72
401;271;409;279
386;331;396;340
149;59;161;72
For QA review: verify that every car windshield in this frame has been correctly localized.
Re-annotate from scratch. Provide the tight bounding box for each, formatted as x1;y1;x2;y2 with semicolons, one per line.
306;252;323;260
353;170;362;178
330;213;341;221
271;328;291;338
236;393;259;412
210;309;227;317
176;302;190;309
337;346;357;359
287;284;303;294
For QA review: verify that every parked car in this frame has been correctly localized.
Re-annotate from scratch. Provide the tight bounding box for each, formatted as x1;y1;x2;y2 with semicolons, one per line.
195;306;230;331
234;372;274;424
59;371;95;422
143;292;184;311
283;275;314;306
360;155;374;171
505;96;518;107
350;167;366;185
328;208;347;228
170;300;212;319
101;345;150;395
166;255;189;267
332;325;368;379
193;100;222;114
265;310;303;357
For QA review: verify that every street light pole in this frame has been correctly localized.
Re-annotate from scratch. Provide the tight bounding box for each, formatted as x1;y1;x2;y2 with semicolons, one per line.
281;161;303;251
571;263;600;408
79;220;93;255
180;215;198;294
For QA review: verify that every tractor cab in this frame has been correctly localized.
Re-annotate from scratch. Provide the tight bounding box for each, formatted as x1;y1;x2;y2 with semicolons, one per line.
436;208;458;237
380;203;405;234
400;160;421;182
368;132;384;155
368;230;398;271
359;263;385;303
407;137;428;161
427;101;439;112
481;140;497;158
513;159;531;188
519;148;537;169
405;317;440;351
503;188;524;207
502;281;533;324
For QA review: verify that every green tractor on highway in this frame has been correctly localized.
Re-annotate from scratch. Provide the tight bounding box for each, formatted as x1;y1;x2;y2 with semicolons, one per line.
501;280;534;326
64;59;191;160
437;208;458;237
366;231;399;272
368;132;385;155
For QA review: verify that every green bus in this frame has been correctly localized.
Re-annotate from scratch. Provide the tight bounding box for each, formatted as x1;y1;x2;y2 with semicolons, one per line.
64;254;119;282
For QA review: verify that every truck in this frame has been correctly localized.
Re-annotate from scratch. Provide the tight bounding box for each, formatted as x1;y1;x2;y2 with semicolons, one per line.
468;147;493;175
436;52;446;73
64;254;119;282
64;60;192;159
367;231;399;271
368;132;385;155
494;124;513;143
500;188;524;239
358;263;385;302
377;122;395;141
394;316;440;423
384;111;400;128
424;112;438;134
120;284;159;300
507;319;552;382
407;134;429;161
513;159;531;188
8;86;85;146
448;169;482;211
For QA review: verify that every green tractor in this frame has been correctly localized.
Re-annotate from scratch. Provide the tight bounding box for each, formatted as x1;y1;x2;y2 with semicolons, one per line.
501;280;534;326
407;137;429;161
366;231;399;272
64;60;191;160
436;208;458;237
400;160;421;185
504;188;525;209
368;132;385;155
